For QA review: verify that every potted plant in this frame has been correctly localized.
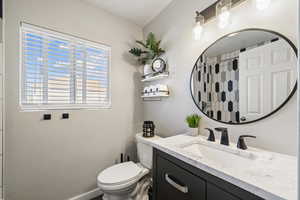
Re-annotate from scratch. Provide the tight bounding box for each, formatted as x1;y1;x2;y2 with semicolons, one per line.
185;114;201;136
129;32;165;76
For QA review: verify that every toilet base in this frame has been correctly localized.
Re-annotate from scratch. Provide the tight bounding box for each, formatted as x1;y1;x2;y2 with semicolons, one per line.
103;193;132;200
101;176;151;200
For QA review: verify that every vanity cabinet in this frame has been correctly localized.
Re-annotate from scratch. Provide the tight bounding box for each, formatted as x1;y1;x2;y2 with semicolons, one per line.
153;148;264;200
207;183;240;200
155;154;206;200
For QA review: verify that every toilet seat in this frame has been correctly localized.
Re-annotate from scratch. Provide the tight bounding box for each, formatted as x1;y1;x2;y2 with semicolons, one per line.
97;162;149;191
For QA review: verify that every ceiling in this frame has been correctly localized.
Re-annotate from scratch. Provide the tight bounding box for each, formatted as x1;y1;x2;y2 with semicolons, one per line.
83;0;174;27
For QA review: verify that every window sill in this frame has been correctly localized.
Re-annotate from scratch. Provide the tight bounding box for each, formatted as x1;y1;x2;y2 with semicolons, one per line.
19;105;112;112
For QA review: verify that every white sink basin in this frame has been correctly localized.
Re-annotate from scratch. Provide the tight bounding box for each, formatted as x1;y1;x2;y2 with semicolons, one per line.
175;139;273;171
180;142;255;168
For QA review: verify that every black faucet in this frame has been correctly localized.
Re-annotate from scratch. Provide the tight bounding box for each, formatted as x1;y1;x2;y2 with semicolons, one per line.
205;128;215;142
215;127;229;146
237;135;256;150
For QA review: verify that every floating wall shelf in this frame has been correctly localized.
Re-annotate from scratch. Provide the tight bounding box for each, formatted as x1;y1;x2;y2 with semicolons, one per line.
141;94;170;98
141;93;170;101
141;71;170;101
141;72;169;82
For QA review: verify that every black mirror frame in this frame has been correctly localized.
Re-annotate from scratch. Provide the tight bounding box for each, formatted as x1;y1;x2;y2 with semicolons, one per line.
190;28;298;125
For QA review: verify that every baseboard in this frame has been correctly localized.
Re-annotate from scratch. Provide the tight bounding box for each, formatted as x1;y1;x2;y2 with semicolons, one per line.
68;188;103;200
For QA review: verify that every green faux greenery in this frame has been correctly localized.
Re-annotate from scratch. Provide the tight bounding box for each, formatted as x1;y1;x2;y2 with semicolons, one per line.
129;32;165;65
185;114;201;128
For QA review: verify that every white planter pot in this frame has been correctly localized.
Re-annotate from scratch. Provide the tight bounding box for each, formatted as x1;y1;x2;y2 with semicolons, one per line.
188;127;199;136
143;64;153;76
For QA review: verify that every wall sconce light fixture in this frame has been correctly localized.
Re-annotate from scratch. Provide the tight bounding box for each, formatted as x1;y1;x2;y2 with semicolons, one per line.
193;11;205;40
216;0;232;29
193;0;248;39
255;0;271;10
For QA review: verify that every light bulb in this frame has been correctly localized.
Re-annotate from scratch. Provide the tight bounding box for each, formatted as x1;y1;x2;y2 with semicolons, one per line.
193;12;204;40
218;7;230;29
255;0;271;10
193;21;203;40
216;0;232;29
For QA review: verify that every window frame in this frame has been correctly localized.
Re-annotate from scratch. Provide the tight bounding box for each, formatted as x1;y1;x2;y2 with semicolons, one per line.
19;22;112;111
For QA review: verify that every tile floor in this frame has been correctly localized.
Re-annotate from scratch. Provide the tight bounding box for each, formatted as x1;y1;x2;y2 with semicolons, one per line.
90;195;102;200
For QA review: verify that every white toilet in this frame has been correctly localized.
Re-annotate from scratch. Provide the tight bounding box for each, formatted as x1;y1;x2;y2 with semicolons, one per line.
97;134;161;200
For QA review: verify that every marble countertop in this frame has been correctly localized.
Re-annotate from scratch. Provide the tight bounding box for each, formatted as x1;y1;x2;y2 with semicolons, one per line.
149;134;297;200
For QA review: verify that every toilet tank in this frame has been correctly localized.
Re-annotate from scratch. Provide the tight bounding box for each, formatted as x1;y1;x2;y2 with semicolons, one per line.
136;134;161;169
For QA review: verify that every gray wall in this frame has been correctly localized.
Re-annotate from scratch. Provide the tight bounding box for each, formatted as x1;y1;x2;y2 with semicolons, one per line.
0;19;2;43
5;0;143;199
144;0;298;155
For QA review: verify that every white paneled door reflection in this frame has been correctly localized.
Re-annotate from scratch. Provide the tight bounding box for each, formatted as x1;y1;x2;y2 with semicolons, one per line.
239;39;297;122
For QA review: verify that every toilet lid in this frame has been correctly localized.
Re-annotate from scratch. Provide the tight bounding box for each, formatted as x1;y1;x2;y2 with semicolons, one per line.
97;161;142;185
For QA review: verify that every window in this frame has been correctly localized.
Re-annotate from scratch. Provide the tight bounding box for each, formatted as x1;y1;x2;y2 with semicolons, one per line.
20;23;111;110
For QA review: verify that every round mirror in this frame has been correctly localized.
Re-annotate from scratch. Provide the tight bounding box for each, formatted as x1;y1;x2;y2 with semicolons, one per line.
190;29;297;124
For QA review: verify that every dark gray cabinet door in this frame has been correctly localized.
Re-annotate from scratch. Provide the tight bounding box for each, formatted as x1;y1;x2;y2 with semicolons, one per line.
153;149;264;200
155;155;206;200
207;183;240;200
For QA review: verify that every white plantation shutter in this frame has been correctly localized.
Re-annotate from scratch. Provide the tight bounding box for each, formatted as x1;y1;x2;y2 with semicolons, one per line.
20;23;111;110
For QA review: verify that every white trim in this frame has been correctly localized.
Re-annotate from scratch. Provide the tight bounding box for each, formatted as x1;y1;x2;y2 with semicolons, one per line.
68;188;102;200
20;103;112;112
21;22;111;50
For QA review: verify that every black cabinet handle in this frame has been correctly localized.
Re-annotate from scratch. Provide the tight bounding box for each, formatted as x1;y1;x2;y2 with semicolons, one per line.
165;174;188;193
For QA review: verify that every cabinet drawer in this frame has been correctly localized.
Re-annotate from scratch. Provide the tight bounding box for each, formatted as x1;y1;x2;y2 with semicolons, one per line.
154;155;206;200
207;183;240;200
